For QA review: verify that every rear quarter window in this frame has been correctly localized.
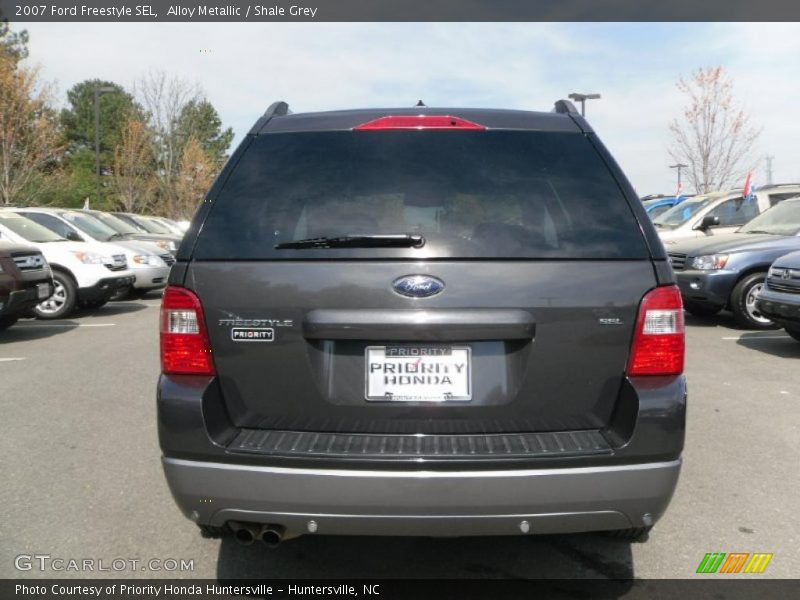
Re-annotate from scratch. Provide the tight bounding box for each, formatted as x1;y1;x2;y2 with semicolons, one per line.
193;130;649;260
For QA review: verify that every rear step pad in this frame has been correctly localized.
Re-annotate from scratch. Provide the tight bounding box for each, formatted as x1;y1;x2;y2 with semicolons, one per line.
227;429;611;460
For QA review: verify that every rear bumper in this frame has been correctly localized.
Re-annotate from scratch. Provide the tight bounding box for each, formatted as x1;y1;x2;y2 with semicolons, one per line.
162;457;681;536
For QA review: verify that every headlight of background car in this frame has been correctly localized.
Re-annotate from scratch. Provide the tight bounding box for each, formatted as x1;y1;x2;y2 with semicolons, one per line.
132;254;162;266
691;254;729;270
71;251;108;265
155;240;177;252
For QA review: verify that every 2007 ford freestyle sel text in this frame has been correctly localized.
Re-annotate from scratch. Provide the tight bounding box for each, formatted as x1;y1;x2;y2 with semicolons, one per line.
157;101;686;546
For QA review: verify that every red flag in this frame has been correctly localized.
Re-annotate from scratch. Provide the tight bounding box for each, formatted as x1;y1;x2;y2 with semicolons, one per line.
742;172;752;199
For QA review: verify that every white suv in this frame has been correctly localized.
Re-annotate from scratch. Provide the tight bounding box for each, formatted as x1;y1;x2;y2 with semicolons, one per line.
655;184;800;245
0;211;134;319
12;208;171;298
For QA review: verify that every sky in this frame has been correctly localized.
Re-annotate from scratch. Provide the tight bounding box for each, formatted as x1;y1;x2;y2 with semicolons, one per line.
16;22;800;194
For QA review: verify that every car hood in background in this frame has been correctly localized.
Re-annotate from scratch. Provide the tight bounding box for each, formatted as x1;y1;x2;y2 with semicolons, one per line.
771;250;800;269
669;233;800;257
112;239;165;256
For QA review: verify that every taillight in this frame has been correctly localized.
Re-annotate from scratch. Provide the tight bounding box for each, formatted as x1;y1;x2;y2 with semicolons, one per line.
626;285;685;377
160;285;215;375
353;115;487;130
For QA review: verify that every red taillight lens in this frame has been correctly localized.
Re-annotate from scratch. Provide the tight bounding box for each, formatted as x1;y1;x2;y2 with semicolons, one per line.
353;115;487;131
160;285;215;376
626;285;685;377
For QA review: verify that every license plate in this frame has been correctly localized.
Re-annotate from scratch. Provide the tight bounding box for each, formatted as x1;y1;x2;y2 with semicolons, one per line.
365;345;471;402
36;283;51;300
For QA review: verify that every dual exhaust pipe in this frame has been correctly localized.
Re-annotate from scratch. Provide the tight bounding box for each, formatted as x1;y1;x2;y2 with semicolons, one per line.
229;522;285;547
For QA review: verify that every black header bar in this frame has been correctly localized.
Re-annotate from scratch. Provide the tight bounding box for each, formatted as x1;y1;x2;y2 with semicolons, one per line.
2;0;800;22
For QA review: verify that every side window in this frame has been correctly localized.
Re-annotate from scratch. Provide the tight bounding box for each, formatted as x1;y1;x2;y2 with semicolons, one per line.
767;192;800;207
707;197;759;227
22;213;77;239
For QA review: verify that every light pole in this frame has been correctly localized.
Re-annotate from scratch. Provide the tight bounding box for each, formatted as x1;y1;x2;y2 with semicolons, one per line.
669;163;688;193
568;92;601;117
94;86;116;206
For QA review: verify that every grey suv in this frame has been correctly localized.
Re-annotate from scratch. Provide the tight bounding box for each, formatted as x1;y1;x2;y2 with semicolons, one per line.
158;101;686;546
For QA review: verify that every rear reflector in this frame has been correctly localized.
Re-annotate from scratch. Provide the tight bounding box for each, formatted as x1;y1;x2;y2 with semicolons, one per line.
353;115;487;131
626;285;685;377
160;285;215;376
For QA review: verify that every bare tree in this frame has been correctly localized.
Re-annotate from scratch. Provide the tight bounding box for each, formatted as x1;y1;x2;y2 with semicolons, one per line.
135;70;200;216
174;136;214;219
0;54;62;205
669;67;761;194
112;117;157;212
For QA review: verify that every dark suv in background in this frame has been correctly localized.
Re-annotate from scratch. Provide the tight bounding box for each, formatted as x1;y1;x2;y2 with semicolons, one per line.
0;241;53;331
158;101;686;546
756;250;800;341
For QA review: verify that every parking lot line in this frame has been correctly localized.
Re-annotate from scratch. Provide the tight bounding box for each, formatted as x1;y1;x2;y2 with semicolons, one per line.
0;357;25;362
721;334;790;340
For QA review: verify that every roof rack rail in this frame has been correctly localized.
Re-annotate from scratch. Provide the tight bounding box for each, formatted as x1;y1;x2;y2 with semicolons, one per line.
248;100;290;135
553;99;579;115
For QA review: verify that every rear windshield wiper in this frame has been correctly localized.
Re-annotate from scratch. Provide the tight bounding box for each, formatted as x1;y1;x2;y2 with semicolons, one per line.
275;234;425;250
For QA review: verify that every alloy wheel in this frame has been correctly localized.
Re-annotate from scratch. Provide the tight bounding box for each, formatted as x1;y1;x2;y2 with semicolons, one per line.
36;279;67;315
744;282;772;325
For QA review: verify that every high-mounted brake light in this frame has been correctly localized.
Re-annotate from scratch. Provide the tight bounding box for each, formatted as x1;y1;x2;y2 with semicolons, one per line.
626;285;685;377
353;115;487;131
160;286;215;376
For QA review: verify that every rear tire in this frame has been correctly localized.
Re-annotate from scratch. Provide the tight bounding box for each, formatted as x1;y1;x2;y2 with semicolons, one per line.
730;273;778;330
605;526;652;542
683;299;721;317
785;326;800;342
0;315;19;331
33;271;77;320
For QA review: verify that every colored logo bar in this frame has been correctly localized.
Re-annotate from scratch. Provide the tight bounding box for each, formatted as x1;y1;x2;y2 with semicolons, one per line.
697;553;773;574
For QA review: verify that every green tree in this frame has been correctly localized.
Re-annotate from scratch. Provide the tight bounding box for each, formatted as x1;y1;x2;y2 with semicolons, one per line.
176;99;233;166
58;80;142;207
60;79;141;162
0;20;29;63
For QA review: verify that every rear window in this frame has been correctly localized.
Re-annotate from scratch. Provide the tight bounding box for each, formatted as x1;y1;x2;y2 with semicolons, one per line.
193;131;649;260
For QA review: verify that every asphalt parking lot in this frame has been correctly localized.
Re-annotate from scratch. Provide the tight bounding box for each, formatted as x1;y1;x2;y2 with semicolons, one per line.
1;296;799;580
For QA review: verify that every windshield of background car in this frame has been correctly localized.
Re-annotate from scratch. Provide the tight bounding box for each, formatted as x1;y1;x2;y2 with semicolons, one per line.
92;212;141;235
133;216;170;234
739;200;800;235
60;211;118;242
0;212;66;242
193;131;649;260
653;196;712;228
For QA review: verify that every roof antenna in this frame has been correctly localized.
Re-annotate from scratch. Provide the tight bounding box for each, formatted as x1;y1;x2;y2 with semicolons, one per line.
416;100;426;107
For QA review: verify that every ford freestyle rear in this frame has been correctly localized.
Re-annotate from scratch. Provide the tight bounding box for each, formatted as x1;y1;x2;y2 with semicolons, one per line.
158;101;686;545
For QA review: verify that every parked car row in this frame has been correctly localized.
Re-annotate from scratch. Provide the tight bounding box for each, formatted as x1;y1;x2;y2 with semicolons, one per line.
647;185;800;339
0;207;184;326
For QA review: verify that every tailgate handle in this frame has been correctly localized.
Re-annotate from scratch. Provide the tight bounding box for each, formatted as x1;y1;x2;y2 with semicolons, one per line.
303;309;535;341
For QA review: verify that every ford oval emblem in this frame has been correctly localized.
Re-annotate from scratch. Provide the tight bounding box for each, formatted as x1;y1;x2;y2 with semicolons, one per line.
392;275;445;298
